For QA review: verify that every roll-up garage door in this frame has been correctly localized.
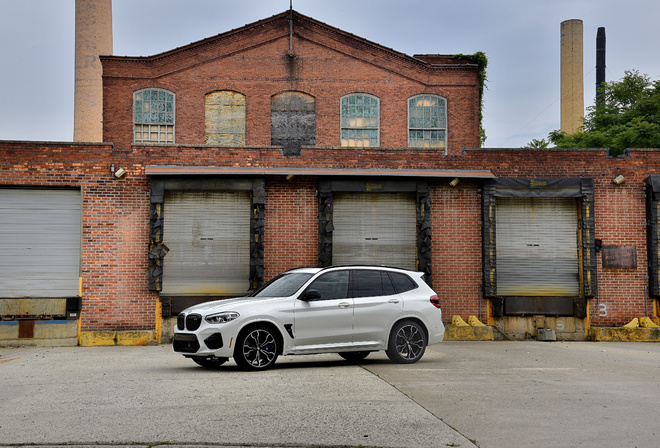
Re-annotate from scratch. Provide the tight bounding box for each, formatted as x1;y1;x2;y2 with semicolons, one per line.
333;193;416;270
496;197;579;296
0;188;81;298
162;191;250;296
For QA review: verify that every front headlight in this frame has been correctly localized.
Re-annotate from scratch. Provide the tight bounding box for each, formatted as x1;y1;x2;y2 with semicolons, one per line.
205;311;240;324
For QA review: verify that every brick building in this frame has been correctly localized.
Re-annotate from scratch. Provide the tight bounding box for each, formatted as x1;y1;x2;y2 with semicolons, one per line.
0;9;658;346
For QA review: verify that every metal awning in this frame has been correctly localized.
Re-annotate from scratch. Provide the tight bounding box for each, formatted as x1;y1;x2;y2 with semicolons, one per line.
145;166;495;179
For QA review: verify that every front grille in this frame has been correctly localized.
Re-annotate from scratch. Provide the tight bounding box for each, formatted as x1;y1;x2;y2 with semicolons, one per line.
186;313;202;331
204;332;224;350
173;333;200;353
177;313;185;331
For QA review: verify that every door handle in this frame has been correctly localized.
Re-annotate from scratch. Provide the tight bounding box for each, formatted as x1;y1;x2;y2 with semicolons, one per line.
388;299;400;304
338;302;351;308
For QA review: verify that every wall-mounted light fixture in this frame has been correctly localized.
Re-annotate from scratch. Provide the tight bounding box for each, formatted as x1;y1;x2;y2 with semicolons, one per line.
111;164;126;179
449;177;460;187
613;174;625;185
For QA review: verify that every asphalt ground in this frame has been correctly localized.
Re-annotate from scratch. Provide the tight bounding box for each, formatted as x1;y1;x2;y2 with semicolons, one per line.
1;341;659;448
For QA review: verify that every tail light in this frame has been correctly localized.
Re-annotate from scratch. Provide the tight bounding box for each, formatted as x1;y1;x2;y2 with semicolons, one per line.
430;295;441;309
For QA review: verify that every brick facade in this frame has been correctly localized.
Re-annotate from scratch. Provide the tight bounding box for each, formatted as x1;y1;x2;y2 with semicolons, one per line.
1;141;658;333
1;10;658;343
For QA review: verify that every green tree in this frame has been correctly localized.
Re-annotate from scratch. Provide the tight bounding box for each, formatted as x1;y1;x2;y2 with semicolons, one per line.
549;70;660;155
524;138;550;148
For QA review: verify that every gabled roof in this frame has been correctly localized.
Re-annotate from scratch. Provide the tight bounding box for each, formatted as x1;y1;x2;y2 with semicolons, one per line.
100;9;477;72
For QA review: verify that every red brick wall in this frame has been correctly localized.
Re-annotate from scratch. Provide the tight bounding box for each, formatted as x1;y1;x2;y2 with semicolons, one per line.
101;15;480;155
2;141;659;330
264;178;318;278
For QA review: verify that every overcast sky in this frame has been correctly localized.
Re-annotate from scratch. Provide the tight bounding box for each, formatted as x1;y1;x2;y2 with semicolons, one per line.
1;0;659;148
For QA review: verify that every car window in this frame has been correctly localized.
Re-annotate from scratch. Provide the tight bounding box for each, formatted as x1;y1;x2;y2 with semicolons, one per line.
252;272;314;297
352;270;396;298
307;271;349;300
389;272;417;293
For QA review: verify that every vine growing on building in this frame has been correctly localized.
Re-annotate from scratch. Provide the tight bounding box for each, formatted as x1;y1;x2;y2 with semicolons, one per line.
453;52;488;147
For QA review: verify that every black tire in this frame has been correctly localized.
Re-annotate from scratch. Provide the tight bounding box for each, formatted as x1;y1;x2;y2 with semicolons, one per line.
338;351;371;362
191;356;228;368
234;325;279;370
385;320;427;364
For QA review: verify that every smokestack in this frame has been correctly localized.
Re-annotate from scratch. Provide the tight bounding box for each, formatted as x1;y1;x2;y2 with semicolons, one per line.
74;0;113;142
596;27;606;105
560;19;584;134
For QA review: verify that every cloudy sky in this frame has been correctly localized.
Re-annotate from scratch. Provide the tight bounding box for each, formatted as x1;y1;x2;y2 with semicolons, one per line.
1;0;658;148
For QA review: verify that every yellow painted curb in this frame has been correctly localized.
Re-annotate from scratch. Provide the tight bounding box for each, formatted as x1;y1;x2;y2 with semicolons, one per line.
79;330;155;346
79;331;117;346
591;327;660;342
452;315;470;327
444;324;495;341
116;331;154;346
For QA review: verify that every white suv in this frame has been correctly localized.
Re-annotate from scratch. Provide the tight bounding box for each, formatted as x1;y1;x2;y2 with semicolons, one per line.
173;266;444;370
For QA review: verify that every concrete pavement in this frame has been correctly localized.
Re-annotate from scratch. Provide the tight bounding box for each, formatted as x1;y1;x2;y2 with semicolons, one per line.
366;341;660;448
0;344;475;448
2;341;660;448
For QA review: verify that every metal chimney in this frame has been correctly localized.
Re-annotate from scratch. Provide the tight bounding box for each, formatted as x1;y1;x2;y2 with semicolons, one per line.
560;19;584;134
596;27;606;105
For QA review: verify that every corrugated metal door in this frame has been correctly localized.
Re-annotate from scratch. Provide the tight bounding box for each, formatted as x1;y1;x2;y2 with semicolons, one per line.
332;193;416;270
496;197;579;296
162;191;250;296
0;189;81;298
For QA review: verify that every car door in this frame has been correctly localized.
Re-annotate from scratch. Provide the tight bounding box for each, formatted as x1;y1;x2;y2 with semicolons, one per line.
351;270;403;349
292;270;354;353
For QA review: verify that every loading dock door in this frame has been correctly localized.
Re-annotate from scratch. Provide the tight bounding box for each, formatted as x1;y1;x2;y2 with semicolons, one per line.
162;191;250;296
332;193;416;270
496;197;579;296
0;188;81;298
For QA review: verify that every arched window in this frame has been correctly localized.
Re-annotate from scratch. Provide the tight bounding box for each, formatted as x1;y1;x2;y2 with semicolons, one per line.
133;88;175;144
205;91;246;145
271;91;315;155
341;93;379;147
408;94;446;149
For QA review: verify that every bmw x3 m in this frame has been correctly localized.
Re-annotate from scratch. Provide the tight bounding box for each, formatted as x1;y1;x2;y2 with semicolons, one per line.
173;265;444;370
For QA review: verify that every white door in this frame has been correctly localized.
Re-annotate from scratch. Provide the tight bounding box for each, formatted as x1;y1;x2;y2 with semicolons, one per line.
351;269;403;348
293;270;354;352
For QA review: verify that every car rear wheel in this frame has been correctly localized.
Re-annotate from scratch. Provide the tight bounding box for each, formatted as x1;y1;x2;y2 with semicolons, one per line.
191;356;228;368
385;320;426;364
234;325;279;370
338;351;371;362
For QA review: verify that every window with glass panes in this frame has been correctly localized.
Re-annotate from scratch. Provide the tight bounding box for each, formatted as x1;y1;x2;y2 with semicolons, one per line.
340;94;379;147
133;88;175;144
408;94;446;149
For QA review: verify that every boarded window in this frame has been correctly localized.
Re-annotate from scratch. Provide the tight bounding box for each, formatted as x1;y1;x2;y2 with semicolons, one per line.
271;91;315;155
205;91;246;145
133;88;175;144
408;94;446;150
341;93;380;147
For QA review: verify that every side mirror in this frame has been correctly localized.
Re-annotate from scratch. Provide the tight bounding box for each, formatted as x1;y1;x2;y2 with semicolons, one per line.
301;289;322;301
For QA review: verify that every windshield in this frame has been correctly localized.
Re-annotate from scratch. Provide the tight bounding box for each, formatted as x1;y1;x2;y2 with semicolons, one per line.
250;272;314;297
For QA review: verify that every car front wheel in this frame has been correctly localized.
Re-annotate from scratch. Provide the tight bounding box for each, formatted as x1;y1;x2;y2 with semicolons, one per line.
234;325;279;370
385;320;426;364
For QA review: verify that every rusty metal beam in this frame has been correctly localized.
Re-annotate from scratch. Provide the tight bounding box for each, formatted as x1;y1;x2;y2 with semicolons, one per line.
145;165;495;179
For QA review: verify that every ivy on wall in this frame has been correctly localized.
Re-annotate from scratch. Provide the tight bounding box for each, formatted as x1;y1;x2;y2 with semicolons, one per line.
453;52;488;147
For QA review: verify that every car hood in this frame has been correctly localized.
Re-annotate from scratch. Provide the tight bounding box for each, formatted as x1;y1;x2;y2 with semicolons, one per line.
181;295;288;314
